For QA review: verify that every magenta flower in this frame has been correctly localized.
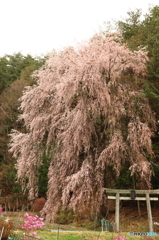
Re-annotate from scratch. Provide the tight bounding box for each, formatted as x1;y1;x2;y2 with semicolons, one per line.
21;213;45;239
114;236;126;240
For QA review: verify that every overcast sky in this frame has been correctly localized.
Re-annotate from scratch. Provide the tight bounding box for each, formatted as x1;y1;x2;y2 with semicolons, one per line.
0;0;159;57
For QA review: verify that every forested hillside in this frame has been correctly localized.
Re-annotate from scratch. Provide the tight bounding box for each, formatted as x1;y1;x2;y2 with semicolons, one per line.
0;53;46;194
0;5;159;222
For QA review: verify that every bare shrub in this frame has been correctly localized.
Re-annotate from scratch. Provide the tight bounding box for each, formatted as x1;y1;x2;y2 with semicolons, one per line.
0;218;14;240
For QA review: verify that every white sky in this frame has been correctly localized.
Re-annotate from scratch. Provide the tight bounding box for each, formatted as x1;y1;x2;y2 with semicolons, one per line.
0;0;159;57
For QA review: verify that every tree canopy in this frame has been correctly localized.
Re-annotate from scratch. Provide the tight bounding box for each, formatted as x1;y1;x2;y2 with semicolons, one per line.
9;33;155;221
0;53;46;93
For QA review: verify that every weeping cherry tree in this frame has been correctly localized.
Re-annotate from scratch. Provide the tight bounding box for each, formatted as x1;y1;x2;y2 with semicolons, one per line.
9;33;156;221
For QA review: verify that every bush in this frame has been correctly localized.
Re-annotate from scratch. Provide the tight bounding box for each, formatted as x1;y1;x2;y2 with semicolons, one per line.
0;218;14;240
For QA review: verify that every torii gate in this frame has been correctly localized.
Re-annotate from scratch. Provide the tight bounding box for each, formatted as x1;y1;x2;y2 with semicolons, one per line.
104;188;159;232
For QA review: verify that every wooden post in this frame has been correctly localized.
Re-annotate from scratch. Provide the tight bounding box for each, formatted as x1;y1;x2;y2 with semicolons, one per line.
146;193;153;232
115;192;120;232
137;201;141;217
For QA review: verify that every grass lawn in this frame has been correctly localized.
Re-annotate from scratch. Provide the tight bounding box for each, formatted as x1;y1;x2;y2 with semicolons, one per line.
37;230;159;240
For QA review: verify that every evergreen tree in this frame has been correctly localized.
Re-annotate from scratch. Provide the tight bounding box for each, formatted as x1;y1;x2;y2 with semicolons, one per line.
0;53;46;93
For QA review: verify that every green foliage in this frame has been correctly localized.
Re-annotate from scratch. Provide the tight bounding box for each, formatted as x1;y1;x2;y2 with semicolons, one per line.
0;163;22;195
0;52;46;93
38;149;50;197
151;165;159;189
7;164;22;193
143;81;159;99
115;164;134;189
0;52;46;196
118;9;142;46
151;119;159;188
142;6;159;80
